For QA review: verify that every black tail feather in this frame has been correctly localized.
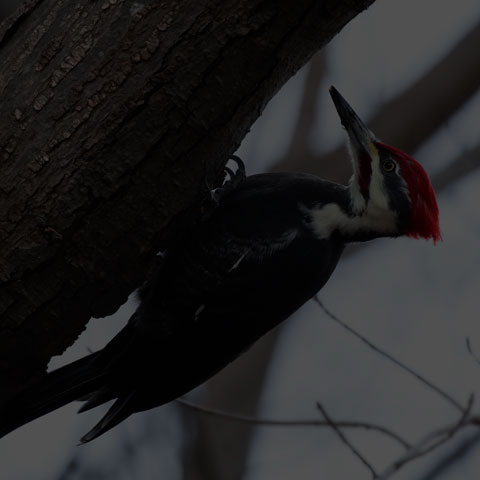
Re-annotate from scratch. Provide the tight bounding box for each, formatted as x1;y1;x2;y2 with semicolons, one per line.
77;387;115;413
0;352;105;439
79;392;136;444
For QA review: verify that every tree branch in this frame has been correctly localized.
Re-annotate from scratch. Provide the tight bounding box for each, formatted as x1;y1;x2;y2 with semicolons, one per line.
177;397;411;449
378;395;475;480
316;401;379;479
314;297;465;412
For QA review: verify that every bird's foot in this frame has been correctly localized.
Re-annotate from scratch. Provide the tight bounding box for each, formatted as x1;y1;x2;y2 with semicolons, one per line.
211;155;246;203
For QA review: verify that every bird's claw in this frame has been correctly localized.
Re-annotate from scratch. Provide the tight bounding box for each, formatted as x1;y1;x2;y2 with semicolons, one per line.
228;155;246;182
210;155;246;204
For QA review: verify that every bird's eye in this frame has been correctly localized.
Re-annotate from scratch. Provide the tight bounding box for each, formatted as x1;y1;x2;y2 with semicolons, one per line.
382;159;396;173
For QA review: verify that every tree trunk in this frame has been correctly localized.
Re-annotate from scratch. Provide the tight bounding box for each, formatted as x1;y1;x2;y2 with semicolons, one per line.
0;0;376;397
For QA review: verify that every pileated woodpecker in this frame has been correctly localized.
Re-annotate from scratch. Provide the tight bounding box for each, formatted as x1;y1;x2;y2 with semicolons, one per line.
0;87;440;443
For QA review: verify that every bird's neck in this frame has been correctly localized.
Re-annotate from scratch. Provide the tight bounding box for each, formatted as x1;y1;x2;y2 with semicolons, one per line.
308;190;399;243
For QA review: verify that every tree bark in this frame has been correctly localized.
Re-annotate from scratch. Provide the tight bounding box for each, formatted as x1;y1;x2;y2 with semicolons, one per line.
0;0;376;396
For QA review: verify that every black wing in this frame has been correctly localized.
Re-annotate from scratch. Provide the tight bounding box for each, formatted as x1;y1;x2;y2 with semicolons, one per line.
101;174;346;399
0;173;348;443
82;173;347;440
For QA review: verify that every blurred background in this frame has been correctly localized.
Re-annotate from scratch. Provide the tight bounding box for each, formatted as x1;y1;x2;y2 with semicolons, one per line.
2;0;480;479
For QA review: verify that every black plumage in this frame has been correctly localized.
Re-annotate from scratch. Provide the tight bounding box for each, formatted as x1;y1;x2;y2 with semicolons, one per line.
0;87;440;442
0;173;347;442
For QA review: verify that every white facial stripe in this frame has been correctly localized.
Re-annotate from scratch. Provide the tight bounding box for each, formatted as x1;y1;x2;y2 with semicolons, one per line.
368;147;391;212
309;145;398;239
349;177;366;213
347;138;383;214
350;142;393;212
310;203;397;239
346;140;366;213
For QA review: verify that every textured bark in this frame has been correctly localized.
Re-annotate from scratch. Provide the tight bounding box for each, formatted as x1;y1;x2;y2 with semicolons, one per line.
0;0;376;397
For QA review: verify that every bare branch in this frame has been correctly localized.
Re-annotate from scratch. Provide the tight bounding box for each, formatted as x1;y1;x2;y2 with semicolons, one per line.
316;401;379;479
313;297;480;477
466;337;480;366
177;398;411;449
314;297;465;412
179;391;480;480
378;395;475;479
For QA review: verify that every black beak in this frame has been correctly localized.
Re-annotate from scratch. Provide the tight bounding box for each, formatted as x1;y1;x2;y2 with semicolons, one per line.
329;86;377;155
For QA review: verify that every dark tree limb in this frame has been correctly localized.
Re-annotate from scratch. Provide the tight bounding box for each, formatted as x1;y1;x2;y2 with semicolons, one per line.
0;0;377;397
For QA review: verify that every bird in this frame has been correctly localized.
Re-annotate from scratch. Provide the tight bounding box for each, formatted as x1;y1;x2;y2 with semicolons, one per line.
0;86;441;443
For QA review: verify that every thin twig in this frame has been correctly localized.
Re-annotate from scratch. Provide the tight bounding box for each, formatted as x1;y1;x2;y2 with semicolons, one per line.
466;337;480;366
176;398;410;449
314;296;464;412
316;401;379;479
377;395;475;479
